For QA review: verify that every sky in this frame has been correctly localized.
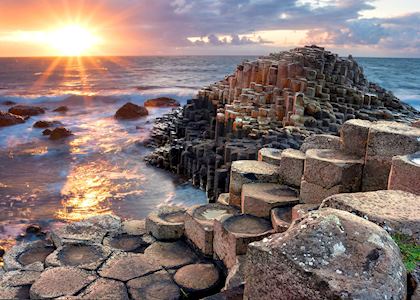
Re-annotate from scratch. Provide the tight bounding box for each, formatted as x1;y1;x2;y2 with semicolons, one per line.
0;0;419;57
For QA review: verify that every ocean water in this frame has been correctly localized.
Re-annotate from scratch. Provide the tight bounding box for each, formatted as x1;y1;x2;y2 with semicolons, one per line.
0;56;418;249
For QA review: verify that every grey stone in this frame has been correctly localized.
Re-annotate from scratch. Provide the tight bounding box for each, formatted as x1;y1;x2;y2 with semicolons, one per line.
79;278;129;300
146;206;186;240
174;263;220;296
144;241;198;269
300;134;340;153
257;148;282;165
3;240;55;271
127;270;180;300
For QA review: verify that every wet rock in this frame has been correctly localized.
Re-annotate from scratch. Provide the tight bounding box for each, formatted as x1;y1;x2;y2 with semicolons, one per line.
388;152;420;195
30;267;97;299
244;208;407;299
115;102;148;119
174;263;221;296
99;252;161;281
300;134;340;153
25;224;42;234
1;100;16;106
320;190;420;243
79;278;129;300
45;242;111;270
103;232;150;253
49;127;72;140
53;106;69;113
144;240;198;269
144;97;180;107
0;111;25;127
9;105;45;116
146;206;186;241
127;270;181;300
3;240;55;271
33;120;62;128
42;128;52;135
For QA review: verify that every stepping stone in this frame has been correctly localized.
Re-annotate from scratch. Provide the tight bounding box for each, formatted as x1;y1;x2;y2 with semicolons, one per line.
388;152;420;195
271;207;292;233
51;215;121;247
278;149;305;187
213;214;273;269
362;121;420;191
320;190;420;243
0;270;41;291
103;232;151;253
99;253;161;281
144;241;198;269
127;270;180;300
30;267;97;299
79;278;129;300
257;148;282;165
229;160;279;207
241;183;299;218
291;204;319;222
301;149;364;203
300;134;340;153
3;240;55;271
174;263;221;297
146;206;186;240
184;203;239;256
121;219;146;235
340;119;371;156
45;242;111;270
244;209;406;299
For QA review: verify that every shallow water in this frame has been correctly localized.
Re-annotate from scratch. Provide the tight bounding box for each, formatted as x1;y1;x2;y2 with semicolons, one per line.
0;55;419;250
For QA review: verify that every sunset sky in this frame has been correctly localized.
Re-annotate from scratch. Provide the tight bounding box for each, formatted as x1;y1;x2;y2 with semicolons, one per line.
0;0;419;57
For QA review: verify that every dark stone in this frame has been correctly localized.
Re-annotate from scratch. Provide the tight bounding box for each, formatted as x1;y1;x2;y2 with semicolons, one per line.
25;224;42;234
42;129;52;136
8;105;45;116
0;111;25;127
144;97;180;108
33;120;61;128
1;100;16;106
115;102;148;119
49;127;72;140
17;245;55;266
53;106;69;113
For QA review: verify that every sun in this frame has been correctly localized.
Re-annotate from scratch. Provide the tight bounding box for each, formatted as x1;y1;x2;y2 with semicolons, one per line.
47;25;101;56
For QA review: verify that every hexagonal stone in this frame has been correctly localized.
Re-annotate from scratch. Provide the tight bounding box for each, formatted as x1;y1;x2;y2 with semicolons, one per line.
213;214;273;269
99;252;161;281
127;270;180;300
174;264;221;297
184;204;239;256
362;121;420;191
51;215;121;247
340;119;371;157
270;207;292;233
388;152;420;195
0;269;41;287
300;134;340;153
103;233;151;253
320;190;420;243
257;148;282;165
241;183;299;218
244;209;406;299
146;206;186;241
45;242;111;270
121;219;146;235
300;179;344;204
0;286;31;300
144;241;198;269
216;193;230;206
278;149;305;187
30;267;97;299
229;160;279;207
3;240;55;271
79;278;129;300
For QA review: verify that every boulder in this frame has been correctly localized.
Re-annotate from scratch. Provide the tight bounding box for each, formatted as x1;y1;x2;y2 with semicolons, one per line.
127;270;180;300
53;106;69;113
49;127;72;140
115;102;148;119
144;97;180;107
388;152;420;195
174;263;221;297
33;120;62;128
8;105;45;116
145;206;186;240
244;208;407;299
0;111;25;127
320;190;420;243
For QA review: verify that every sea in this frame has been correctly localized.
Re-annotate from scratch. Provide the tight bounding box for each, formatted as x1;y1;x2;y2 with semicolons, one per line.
0;56;419;249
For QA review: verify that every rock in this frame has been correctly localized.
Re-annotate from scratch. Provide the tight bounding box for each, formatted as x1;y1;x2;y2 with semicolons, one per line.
257;148;282;165
49;127;72;140
115;102;148;119
229;160;279;207
362;121;420;191
42;128;52;135
127;270;180;300
278;149;305;187
340;119;371;157
224;255;246;291
320;190;420;243
213;214;273;269
53;106;69;113
144;97;180;107
0;269;41;287
1;100;16;105
270;207;292;233
174;263;221;296
241;183;299;218
388;152;420;195
0;286;31;299
30;267;96;299
121;219;146;235
45;242;111;270
300;134;340;153
244;208;407;299
33;120;62;128
3;240;55;271
99;252;161;281
25;224;42;234
0;111;25;127
184;203;239;256
79;278;129;300
216;193;230;205
143;241;198;269
291;203;319;222
8;105;45;116
146;206;186;240
103;232;151;253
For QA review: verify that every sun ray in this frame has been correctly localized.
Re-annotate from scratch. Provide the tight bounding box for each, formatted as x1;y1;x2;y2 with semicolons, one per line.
30;57;63;93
